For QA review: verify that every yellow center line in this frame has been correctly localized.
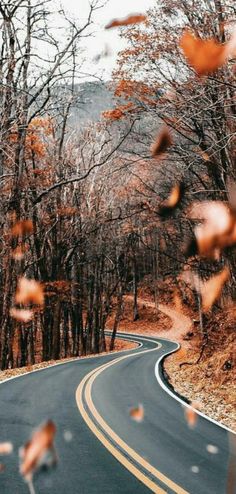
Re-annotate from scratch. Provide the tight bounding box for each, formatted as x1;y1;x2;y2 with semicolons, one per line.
76;338;189;494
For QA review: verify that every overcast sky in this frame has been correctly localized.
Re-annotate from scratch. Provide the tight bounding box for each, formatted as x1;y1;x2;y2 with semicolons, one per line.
60;0;156;80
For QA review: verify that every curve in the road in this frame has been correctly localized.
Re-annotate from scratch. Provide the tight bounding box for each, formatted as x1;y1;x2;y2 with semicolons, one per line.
76;335;188;494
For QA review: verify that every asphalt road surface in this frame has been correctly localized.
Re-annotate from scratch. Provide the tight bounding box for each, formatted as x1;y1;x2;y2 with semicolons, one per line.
0;333;235;494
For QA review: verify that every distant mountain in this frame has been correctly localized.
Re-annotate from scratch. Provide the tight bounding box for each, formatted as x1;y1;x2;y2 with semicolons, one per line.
70;81;114;127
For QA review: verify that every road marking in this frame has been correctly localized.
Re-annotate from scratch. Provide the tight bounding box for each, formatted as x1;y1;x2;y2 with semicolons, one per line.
76;339;189;494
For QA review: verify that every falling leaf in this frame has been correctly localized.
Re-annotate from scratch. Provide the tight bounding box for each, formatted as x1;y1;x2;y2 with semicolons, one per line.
184;402;200;429
105;14;146;29
63;430;73;443
187;201;236;258
0;464;5;473
129;404;144;422
182;266;230;312
20;420;57;480
200;267;230;312
0;442;13;455
206;444;219;454
11;220;33;237
10;308;34;323
180;30;227;75
15;278;44;306
159;183;185;218
11;244;29;261
151;127;173;158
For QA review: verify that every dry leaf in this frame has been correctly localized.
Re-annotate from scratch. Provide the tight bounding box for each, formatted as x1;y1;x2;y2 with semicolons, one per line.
183;267;230;312
10;307;34;323
105;14;146;29
15;278;44;306
200;267;230;312
129;404;144;422
184;401;201;429
187;201;236;258
159;183;185;217
180;30;226;75
11;220;33;237
0;442;13;455
20;420;56;479
151;127;173;157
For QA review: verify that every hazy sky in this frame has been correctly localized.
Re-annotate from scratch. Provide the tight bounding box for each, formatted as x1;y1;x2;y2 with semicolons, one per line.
60;0;156;80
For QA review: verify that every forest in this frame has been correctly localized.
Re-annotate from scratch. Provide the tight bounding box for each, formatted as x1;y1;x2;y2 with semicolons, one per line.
0;0;235;381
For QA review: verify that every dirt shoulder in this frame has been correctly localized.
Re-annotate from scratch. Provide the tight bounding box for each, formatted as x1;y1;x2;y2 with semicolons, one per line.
107;294;235;432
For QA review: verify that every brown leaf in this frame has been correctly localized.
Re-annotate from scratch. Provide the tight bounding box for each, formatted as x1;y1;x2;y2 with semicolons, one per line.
151;127;173;158
188;201;235;258
180;30;226;75
10;307;34;323
20;420;56;479
0;443;13;455
183;266;230;312
159;183;185;217
200;266;230;312
10;220;33;237
15;278;44;306
105;14;146;29
129;404;144;422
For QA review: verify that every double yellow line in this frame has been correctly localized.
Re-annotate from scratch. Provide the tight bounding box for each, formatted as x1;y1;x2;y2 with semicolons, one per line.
76;337;189;494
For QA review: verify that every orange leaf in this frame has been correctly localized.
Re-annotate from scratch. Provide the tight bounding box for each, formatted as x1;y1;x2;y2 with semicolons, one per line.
10;220;33;237
180;30;227;75
15;278;44;306
10;307;34;323
20;421;56;479
129;404;144;422
159;183;185;217
105;14;146;29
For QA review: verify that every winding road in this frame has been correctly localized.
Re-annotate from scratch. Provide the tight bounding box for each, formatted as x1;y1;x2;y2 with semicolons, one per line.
0;333;235;493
